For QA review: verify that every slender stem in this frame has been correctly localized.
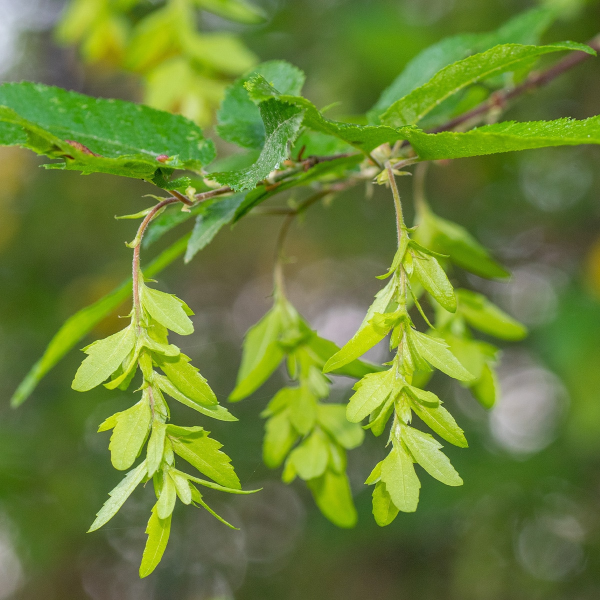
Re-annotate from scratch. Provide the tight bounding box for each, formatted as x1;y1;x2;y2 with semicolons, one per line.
132;197;180;324
272;190;331;295
385;161;405;245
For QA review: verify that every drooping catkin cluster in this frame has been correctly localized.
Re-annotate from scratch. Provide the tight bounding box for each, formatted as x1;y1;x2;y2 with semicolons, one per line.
73;273;255;577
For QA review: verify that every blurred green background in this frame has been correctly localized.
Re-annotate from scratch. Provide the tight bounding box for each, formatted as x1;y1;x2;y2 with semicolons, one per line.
2;0;600;598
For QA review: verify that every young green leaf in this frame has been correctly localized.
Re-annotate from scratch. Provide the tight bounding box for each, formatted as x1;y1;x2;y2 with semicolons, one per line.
190;485;239;530
170;470;193;505
72;325;136;392
409;397;468;448
147;422;167;477
308;469;357;528
139;506;171;578
155;375;237;421
402;426;463;486
156;472;177;519
168;426;241;489
263;411;298;468
141;286;194;336
288;386;317;435
415;209;509;279
0;82;215;180
323;313;398;373
229;306;285;401
381;42;594;127
88;460;148;532
380;445;421;512
470;362;498;409
372;481;400;527
317;404;365;449
304;334;383;379
346;368;395;423
157;354;217;406
288;432;329;480
457;289;527;340
410;330;474;382
411;251;457;312
109;398;152;471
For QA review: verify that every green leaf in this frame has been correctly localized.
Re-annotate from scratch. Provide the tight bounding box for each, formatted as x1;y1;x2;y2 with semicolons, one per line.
410;330;474;382
184;193;246;263
167;426;241;489
323;313;398;373
72;325;136;392
170;470;193;505
381;42;593;127
182;471;260;495
288;432;329;480
11;233;190;407
141;286;194;336
288;386;317;435
401;426;463;486
380;445;421;512
190;485;239;529
156;472;177;520
407;116;600;161
217;60;305;149
139;505;171;578
368;7;558;121
109;397;152;471
346;368;395;423
88;460;148;532
415;208;509;279
157;354;217;406
98;412;120;432
147;422;167;477
229;305;285;401
263;411;298;468
317;404;364;450
156;374;236;421
366;395;395;437
457;289;527;340
372;481;400;527
0;82;215;180
308;469;357;528
211;99;304;192
305;334;383;379
409;394;468;448
470;362;498;409
411;251;457;312
246;75;412;154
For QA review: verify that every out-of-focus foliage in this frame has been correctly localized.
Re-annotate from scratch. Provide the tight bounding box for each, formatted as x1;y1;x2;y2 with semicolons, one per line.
55;0;264;124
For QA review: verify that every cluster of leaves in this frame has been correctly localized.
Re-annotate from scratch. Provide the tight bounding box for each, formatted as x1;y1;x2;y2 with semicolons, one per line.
229;289;378;527
73;270;256;577
57;0;264;124
320;170;527;523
